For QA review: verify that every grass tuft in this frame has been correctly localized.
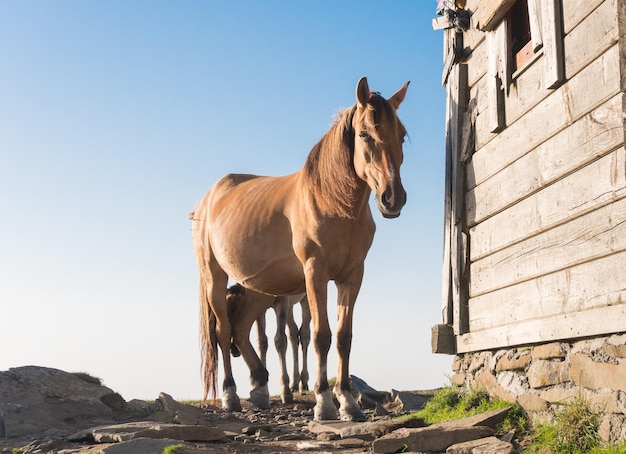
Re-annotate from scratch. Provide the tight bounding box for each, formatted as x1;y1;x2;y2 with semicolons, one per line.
525;395;602;453
71;371;102;386
415;386;513;426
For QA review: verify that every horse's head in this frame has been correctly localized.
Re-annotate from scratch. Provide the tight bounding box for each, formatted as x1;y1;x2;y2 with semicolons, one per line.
352;77;409;219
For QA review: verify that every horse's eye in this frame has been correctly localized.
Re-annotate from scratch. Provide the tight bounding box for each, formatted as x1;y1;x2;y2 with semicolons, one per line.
359;130;370;141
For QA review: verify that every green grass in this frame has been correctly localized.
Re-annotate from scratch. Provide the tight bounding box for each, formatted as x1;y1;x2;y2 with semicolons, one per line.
523;396;602;453
415;386;516;426
161;445;183;454
402;387;626;453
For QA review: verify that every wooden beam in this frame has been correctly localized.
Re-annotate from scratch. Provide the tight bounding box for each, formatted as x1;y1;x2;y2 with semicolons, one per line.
441;31;468;333
432;324;457;354
472;0;517;31
457;302;626;353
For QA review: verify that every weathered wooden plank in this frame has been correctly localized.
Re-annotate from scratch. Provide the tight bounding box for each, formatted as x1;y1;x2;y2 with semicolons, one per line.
471;176;626;297
441;31;466;328
562;0;605;34
471;43;620;188
472;1;619;159
486;20;507;132
564;0;618;78
467;94;623;228
619;0;626;92
471;0;517;31
528;0;543;51
466;35;488;88
469;250;626;331
542;0;565;88
457;302;626;353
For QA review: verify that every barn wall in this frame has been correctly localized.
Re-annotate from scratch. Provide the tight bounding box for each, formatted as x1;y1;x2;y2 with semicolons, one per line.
453;0;626;353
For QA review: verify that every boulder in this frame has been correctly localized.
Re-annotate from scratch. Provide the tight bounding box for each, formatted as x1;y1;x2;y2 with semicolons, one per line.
0;366;124;437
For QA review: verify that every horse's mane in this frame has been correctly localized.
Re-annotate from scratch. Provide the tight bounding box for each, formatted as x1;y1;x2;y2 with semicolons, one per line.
302;105;359;218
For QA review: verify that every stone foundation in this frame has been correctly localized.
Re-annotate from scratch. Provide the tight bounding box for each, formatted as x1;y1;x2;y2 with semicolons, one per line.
450;333;626;443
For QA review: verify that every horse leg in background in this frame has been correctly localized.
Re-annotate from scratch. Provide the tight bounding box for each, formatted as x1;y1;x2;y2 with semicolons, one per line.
256;312;268;366
286;302;302;393
229;288;272;409
306;274;338;420
299;295;311;392
334;273;366;421
273;297;293;404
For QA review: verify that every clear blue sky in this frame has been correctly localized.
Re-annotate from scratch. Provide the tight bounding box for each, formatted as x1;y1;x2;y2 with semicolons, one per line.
0;1;452;401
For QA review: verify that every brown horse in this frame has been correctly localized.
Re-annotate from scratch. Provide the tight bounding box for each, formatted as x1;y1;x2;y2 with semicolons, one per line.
190;77;409;420
226;284;311;405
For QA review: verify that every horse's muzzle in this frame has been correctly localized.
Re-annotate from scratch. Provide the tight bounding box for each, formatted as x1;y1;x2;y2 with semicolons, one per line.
377;184;407;219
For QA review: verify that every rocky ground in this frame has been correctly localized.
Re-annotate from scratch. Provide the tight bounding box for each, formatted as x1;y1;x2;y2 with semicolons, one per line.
0;366;517;453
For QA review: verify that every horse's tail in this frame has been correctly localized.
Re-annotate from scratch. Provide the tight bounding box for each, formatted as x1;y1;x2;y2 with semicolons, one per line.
199;277;218;404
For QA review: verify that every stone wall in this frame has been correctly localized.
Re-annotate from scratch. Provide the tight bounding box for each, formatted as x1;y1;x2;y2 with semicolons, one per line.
450;333;626;443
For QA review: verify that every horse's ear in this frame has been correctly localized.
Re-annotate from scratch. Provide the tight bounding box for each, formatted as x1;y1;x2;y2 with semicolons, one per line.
356;77;370;108
388;81;410;110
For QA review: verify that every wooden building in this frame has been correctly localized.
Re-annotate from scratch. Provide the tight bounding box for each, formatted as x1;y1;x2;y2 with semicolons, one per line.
433;0;626;356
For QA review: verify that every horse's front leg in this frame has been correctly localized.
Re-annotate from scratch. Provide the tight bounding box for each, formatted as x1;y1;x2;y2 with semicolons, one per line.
305;265;337;420
334;271;366;422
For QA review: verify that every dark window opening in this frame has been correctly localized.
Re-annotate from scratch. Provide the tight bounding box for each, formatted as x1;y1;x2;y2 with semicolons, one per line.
508;0;533;70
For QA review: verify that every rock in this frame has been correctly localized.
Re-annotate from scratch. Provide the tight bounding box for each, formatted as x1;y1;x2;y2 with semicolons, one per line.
527;359;572;389
393;390;429;412
0;366;124;437
571;353;626;392
335;437;366;448
446;435;515;453
357;392;378;409
374;402;389;416
98;437;183;454
350;375;379;394
308;416;425;441
370;407;511;453
68;421;225;443
156;392;205;425
372;425;495;453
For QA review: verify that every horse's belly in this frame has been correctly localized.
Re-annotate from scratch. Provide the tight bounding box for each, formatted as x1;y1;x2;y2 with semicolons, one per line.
210;218;305;295
220;244;305;295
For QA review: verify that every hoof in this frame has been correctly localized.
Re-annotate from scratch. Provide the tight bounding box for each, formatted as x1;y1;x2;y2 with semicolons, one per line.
340;405;367;422
222;395;242;412
314;403;338;420
281;390;294;404
313;389;338;420
249;385;270;409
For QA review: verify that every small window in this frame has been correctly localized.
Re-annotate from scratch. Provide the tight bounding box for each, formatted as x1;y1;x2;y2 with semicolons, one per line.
508;0;534;70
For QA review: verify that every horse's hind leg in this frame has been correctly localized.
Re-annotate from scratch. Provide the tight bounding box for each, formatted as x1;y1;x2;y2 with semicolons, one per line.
286;303;302;393
274;297;293;404
299;295;311;393
256;313;268;366
206;273;241;411
231;297;272;409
